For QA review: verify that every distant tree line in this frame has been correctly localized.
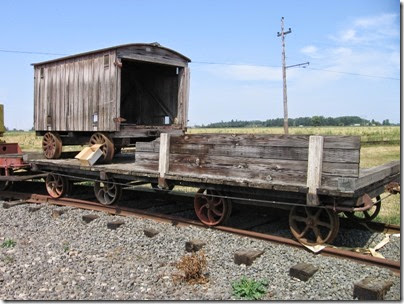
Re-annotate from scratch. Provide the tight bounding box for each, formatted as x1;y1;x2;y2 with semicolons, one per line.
195;116;398;128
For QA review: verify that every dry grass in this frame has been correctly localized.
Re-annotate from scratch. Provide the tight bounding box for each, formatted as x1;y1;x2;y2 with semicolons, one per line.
188;126;400;144
3;131;41;152
3;131;82;152
173;251;208;284
375;194;400;225
359;145;400;225
360;145;400;168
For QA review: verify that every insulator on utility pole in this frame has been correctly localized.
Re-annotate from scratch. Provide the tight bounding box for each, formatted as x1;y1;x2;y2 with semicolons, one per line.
277;17;292;135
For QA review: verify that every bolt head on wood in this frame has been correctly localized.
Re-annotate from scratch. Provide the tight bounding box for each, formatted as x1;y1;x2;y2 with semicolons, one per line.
107;220;125;230
144;228;159;238
353;277;393;300
234;249;264;266
289;263;318;281
185;239;206;252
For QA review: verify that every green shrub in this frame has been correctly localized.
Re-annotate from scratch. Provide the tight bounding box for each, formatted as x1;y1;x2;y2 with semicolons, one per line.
232;276;268;300
1;239;16;248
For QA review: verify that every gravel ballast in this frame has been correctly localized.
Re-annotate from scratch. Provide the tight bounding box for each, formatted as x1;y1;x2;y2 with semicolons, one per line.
0;201;400;300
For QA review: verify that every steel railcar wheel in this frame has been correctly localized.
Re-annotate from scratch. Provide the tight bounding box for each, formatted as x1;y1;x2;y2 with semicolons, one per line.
42;132;62;159
46;174;70;198
89;133;115;163
0;168;13;191
194;189;232;226
344;195;381;222
289;206;339;246
94;178;122;205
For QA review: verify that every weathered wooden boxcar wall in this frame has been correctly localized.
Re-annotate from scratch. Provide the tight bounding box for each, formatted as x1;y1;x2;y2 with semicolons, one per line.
34;50;118;132
135;134;360;190
177;67;190;129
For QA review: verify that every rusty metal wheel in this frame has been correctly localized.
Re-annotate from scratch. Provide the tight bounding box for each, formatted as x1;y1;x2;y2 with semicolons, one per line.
42;132;62;159
94;178;122;205
0;168;12;191
194;189;232;226
45;174;69;198
289;206;339;246
89;133;115;163
344;195;381;222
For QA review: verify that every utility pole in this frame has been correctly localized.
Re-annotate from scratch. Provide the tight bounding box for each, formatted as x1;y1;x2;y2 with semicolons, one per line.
277;17;291;134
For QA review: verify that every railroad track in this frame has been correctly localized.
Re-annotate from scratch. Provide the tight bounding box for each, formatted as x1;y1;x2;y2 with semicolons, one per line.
0;181;400;274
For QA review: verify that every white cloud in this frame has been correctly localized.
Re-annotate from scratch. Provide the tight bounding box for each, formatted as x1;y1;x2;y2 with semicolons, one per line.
301;45;318;55
332;13;399;45
299;13;399;81
339;29;357;42
354;13;397;29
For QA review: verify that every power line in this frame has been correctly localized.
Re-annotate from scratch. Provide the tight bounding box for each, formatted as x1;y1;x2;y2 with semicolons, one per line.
0;49;68;56
192;61;399;81
0;48;398;81
306;67;399;80
192;60;281;68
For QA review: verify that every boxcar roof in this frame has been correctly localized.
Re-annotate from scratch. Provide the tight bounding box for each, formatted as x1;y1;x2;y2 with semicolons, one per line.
31;42;191;66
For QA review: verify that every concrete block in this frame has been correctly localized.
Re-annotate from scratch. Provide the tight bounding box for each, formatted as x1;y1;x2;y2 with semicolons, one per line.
28;205;42;212
51;209;66;218
185;239;206;252
289;263;318;281
82;214;99;223
107;220;125;230
353;277;393;300
144;228;159;238
3;201;25;209
234;249;264;266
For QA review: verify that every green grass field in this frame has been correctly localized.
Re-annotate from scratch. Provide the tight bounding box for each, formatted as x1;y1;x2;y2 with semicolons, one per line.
3;127;401;224
188;125;400;144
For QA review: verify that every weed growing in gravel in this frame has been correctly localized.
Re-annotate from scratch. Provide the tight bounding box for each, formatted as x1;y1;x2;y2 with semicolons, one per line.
174;250;208;284
1;239;16;248
2;254;15;264
232;276;268;300
62;242;70;253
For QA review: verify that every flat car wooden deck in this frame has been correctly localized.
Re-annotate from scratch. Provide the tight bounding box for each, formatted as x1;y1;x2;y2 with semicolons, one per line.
27;133;400;245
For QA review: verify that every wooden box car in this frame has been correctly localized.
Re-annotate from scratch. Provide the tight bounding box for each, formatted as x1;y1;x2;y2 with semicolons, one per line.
33;43;190;162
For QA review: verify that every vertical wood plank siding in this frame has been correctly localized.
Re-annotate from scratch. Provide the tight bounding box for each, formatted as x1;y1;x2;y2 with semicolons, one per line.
34;51;118;132
177;67;190;128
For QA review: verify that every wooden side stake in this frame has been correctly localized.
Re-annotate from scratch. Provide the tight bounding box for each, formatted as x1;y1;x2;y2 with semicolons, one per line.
158;133;170;188
306;136;324;206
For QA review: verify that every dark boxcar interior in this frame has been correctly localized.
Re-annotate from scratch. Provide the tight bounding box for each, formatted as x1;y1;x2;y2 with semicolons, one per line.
120;59;179;126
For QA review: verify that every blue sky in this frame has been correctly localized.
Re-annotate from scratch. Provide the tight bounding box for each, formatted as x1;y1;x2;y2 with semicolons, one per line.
0;0;400;129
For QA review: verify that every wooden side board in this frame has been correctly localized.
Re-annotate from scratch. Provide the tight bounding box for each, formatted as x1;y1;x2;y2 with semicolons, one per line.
30;138;399;201
135;134;361;194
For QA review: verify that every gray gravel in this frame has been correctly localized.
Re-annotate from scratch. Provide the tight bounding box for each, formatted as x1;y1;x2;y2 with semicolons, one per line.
0;201;400;300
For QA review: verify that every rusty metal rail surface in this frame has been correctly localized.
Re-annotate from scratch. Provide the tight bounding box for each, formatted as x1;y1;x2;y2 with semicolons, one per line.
0;189;400;274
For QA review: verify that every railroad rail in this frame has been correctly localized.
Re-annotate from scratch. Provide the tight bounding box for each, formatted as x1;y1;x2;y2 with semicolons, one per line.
0;186;400;274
